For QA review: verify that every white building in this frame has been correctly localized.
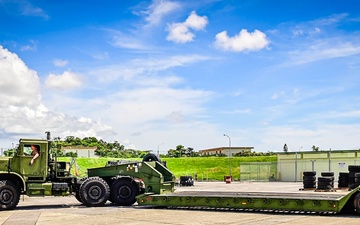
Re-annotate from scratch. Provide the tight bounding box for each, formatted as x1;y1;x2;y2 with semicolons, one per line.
277;150;360;181
198;147;254;156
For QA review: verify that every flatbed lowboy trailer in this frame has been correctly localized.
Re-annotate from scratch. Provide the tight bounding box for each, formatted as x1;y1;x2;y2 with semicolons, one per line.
137;186;360;214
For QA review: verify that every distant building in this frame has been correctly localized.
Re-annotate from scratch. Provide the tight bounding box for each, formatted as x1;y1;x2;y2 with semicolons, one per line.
277;149;360;182
61;146;98;158
198;147;254;156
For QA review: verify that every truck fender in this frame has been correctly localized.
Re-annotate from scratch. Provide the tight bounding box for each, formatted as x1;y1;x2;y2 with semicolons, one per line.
0;172;26;192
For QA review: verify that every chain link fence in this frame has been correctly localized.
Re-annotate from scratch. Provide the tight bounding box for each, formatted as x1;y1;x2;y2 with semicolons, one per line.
239;162;278;181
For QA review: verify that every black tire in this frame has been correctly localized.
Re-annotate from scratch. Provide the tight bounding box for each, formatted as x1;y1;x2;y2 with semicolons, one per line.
339;172;349;177
79;177;110;207
75;189;82;203
303;171;316;176
143;153;160;162
303;176;316;181
338;182;348;188
110;179;139;206
318;181;331;186
317;185;332;190
321;172;334;177
354;192;360;213
318;177;333;182
0;180;20;210
303;182;316;188
349;165;360;172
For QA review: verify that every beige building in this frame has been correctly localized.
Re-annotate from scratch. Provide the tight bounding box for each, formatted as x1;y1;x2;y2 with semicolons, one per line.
277;150;360;181
198;147;254;156
61;146;98;158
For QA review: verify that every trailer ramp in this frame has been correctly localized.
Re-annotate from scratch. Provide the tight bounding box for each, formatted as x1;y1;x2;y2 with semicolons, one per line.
137;187;360;214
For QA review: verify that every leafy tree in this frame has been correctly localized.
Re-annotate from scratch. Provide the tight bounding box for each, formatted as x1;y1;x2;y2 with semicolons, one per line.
312;145;319;151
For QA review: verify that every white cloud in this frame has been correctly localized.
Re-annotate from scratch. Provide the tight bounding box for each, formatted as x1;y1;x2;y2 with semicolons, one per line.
91;54;211;83
0;0;49;19
260;124;360;151
214;29;269;52
144;0;180;26
108;30;150;50
0;45;41;107
0;45;113;140
20;40;37;51
289;41;360;65
167;11;208;43
45;71;83;90
167;23;194;43
184;11;208;30
53;59;68;67
41;53;215;150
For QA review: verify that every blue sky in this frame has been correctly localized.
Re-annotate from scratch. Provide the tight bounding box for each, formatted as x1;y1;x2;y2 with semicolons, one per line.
1;0;360;153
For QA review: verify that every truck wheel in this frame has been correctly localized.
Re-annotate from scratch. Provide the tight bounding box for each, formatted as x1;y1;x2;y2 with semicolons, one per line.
110;179;139;206
353;192;360;213
143;153;159;162
79;177;110;207
0;180;20;210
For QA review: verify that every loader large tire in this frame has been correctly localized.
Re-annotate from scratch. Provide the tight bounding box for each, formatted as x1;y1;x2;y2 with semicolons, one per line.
110;179;139;206
0;180;20;210
79;177;110;207
353;192;360;213
143;153;160;162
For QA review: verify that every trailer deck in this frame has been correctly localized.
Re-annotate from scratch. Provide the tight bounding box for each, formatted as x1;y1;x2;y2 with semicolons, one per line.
137;182;360;214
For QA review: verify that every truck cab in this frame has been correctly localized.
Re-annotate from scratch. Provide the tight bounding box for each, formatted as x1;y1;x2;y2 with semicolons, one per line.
0;134;77;209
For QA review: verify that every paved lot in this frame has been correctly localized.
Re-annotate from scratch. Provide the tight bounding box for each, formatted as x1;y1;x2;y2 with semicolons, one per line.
1;182;359;225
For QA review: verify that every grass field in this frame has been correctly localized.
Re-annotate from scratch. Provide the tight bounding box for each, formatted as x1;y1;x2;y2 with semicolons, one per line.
61;156;277;181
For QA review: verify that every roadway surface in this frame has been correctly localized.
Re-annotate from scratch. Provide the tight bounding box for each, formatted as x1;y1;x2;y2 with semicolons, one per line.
0;182;359;225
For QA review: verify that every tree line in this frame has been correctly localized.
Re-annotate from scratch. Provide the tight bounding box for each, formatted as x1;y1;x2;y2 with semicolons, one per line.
4;136;275;158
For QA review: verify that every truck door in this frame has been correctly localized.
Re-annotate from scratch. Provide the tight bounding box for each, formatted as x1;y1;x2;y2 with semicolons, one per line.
19;144;47;182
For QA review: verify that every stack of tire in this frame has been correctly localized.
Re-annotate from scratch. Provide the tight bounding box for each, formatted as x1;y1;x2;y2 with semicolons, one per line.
348;165;360;190
179;176;194;186
338;172;349;188
317;172;334;191
303;171;316;189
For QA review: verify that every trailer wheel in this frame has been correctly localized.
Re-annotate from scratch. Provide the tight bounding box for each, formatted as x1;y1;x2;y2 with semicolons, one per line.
353;192;360;213
110;179;139;206
0;180;20;210
143;153;160;162
79;177;110;207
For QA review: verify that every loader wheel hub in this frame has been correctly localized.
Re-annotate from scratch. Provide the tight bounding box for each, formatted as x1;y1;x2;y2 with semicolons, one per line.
88;186;101;199
119;186;131;198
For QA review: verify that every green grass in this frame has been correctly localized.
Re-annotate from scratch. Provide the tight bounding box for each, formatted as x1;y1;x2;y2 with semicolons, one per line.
59;156;277;181
163;156;277;181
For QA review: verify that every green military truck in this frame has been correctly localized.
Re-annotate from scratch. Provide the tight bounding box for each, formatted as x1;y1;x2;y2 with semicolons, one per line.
0;132;175;210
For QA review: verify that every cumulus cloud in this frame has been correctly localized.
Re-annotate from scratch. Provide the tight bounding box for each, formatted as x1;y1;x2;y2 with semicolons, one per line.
45;71;82;90
0;45;112;140
184;11;208;30
167;11;208;43
0;45;41;107
214;29;269;52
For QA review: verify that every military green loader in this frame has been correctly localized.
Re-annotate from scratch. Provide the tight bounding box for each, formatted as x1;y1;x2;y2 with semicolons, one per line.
0;132;175;210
